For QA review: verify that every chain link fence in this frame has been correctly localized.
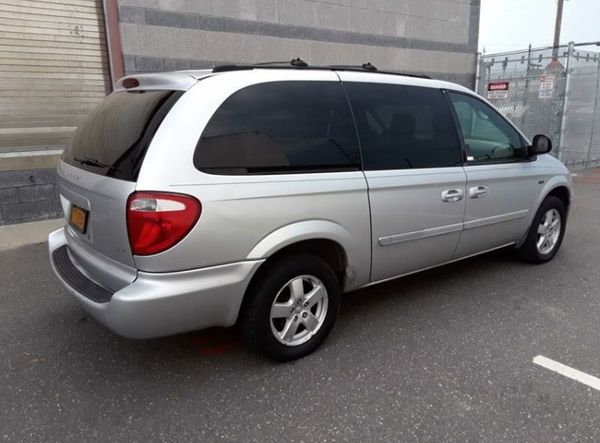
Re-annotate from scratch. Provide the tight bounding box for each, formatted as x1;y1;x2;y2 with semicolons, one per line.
476;42;600;169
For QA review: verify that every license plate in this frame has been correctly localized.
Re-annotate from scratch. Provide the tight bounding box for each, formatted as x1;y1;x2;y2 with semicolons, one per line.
70;205;88;233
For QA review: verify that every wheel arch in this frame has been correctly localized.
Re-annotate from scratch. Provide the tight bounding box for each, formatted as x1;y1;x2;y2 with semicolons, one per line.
534;176;572;217
518;178;572;247
545;185;571;209
246;220;353;261
246;220;353;287
237;221;353;324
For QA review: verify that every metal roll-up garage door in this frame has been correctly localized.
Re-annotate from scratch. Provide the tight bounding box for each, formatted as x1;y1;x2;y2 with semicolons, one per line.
0;0;111;153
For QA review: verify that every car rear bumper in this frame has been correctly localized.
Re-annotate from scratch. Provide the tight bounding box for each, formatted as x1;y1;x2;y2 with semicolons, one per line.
48;228;264;339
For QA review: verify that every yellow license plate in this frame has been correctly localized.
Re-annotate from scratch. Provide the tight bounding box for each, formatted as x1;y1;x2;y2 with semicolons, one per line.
70;205;88;233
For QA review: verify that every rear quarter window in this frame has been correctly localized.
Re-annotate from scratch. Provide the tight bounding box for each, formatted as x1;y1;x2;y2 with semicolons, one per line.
62;90;183;181
194;81;361;174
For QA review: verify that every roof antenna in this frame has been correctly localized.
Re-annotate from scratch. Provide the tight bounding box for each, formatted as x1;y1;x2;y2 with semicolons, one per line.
361;62;377;71
291;58;308;67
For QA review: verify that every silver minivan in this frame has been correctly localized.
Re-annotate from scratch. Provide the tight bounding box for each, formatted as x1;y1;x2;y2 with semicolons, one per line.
49;63;572;361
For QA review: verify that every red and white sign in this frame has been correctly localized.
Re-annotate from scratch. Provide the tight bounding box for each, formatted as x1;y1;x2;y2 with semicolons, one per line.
487;81;510;100
539;75;555;99
488;81;510;91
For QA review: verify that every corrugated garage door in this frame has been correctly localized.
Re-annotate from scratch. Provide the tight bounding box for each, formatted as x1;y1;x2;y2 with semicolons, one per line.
0;0;111;153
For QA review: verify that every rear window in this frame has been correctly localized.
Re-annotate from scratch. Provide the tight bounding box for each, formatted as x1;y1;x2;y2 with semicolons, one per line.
62;90;183;181
194;81;361;174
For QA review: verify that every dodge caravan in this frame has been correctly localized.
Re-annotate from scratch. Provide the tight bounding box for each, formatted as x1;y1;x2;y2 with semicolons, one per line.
49;62;572;361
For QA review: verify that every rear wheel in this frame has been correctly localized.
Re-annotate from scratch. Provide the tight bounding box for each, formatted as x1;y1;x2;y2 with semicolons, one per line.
516;196;566;264
240;254;341;361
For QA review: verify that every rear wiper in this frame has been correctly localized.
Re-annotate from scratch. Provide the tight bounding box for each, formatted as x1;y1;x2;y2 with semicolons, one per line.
73;156;119;172
73;156;108;168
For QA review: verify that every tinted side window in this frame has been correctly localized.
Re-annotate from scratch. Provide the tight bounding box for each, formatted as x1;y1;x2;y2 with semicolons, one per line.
448;92;526;163
345;83;461;170
195;81;360;174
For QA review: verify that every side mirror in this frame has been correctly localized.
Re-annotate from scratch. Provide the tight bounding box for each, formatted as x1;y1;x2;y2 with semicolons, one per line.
531;134;553;155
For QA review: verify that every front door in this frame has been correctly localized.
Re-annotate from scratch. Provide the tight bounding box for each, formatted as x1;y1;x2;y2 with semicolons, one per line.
448;92;539;258
341;76;467;282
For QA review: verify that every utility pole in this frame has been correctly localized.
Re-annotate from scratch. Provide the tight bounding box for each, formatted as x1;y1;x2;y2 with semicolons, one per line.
552;0;566;60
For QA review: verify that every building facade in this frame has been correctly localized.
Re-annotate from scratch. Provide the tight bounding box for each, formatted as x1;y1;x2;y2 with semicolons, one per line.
0;0;481;225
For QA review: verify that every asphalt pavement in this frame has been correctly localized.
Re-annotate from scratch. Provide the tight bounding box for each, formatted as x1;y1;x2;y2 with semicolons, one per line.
1;174;600;442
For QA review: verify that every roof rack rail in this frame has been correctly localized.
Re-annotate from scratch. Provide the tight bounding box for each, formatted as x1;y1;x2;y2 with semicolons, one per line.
211;60;431;79
213;58;309;72
253;58;309;67
327;62;378;72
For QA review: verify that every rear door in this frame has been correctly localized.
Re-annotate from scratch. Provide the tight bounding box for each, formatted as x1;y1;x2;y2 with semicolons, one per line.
58;87;183;287
341;76;467;282
447;91;539;257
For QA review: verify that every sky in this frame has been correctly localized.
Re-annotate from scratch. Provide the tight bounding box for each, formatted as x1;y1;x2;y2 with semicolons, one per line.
479;0;600;54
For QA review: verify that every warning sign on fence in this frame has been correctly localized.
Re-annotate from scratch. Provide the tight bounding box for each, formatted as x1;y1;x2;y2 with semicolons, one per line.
539;75;555;99
487;81;510;100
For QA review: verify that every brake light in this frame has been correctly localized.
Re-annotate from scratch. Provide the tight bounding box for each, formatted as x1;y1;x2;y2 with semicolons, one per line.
126;192;201;256
122;78;140;89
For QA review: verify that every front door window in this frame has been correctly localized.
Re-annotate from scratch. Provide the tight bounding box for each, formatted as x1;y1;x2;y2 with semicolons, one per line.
448;92;527;163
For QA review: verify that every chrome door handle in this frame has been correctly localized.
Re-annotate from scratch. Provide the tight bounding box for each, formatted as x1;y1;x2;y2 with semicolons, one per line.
441;189;464;202
469;185;489;199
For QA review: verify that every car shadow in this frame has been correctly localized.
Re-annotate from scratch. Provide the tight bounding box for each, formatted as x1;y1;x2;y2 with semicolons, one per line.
29;246;541;411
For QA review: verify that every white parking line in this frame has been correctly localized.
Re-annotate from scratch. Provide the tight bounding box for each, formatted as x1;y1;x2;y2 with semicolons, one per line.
533;355;600;391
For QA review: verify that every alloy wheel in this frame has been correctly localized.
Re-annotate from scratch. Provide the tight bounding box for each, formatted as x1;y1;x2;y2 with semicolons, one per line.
536;208;561;255
269;275;329;347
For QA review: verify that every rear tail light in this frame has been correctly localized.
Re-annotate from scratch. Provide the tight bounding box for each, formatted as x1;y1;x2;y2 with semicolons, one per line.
126;192;201;256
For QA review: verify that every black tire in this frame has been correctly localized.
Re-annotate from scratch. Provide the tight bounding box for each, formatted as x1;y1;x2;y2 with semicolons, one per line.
516;196;567;264
240;254;341;362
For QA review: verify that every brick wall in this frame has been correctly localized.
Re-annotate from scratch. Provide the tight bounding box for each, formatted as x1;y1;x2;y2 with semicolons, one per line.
0;169;62;225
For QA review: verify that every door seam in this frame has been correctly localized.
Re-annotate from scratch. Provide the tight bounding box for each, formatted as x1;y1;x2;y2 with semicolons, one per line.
451;165;469;258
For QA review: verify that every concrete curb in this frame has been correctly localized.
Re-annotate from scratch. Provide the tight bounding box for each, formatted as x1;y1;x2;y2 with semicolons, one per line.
0;218;64;251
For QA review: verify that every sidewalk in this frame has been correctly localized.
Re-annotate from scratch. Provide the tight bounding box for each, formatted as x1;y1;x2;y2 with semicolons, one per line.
0;218;63;251
573;168;600;184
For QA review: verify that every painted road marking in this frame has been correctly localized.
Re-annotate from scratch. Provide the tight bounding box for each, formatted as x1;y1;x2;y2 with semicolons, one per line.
533;355;600;391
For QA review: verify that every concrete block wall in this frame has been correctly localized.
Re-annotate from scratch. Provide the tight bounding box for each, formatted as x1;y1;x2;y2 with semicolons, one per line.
0;169;62;226
117;0;481;87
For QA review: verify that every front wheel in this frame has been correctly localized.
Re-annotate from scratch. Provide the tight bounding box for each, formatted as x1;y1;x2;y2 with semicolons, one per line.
516;196;567;264
240;254;341;362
